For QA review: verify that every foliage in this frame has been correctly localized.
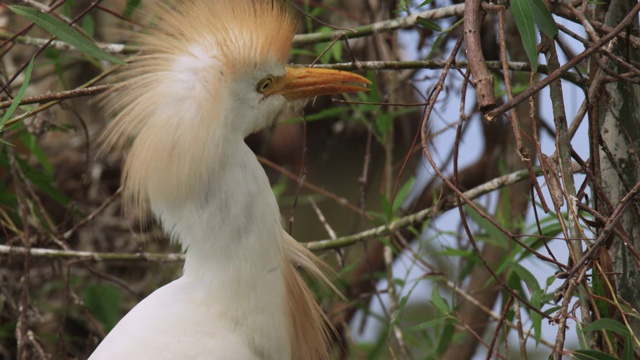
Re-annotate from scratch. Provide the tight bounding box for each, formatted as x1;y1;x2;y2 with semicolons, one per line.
0;0;638;359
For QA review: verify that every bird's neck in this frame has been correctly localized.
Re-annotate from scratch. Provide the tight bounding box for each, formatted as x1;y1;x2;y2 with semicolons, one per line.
150;139;290;358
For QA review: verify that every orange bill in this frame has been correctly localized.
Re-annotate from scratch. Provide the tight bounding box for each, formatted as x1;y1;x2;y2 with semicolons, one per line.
265;67;371;100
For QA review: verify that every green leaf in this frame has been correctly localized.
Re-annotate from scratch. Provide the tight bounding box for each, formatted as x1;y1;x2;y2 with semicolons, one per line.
529;0;558;38
582;318;632;337
374;112;393;141
82;284;123;332
591;265;610;318
530;289;542;344
407;316;448;331
416;17;442;32
511;0;539;71
331;42;343;62
576;320;589;349
573;349;622;360
391;177;415;213
509;261;541;294
424;18;462;61
623;336;633;360
436;322;454;355
8;5;125;65
430;286;449;315
425;31;444;61
464;204;509;250
436;247;474;258
1;57;34;131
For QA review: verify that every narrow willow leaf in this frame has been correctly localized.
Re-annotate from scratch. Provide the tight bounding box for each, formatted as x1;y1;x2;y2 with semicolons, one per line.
8;5;125;65
1;58;34;129
530;289;542;345
464;204;510;249
416;17;442;32
511;0;538;71
425;32;444;60
406;316;447;331
573;349;623;360
623;336;633;360
529;0;558;38
430;286;450;314
425;18;462;61
582;318;632;337
509;261;541;294
436;322;454;355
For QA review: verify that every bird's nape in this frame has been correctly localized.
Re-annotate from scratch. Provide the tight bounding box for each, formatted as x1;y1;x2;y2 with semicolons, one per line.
91;0;369;359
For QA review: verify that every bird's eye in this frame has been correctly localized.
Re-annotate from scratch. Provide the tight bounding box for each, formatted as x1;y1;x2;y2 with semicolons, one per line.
256;76;274;93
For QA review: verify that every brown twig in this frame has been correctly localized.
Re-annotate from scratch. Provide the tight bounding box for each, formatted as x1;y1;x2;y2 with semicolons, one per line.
0;84;113;110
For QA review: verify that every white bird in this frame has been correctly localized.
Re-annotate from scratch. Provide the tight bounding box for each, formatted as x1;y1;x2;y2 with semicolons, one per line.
89;0;370;359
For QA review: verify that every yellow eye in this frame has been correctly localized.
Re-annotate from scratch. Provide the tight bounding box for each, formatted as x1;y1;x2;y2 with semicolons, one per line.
256;76;274;93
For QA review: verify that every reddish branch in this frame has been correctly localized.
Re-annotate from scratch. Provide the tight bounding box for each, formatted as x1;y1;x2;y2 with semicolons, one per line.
463;0;497;111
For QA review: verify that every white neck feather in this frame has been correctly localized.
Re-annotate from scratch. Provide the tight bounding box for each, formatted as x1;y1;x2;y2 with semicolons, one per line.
150;140;290;358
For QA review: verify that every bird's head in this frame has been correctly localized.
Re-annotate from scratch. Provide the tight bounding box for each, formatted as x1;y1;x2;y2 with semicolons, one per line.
228;66;371;136
101;0;370;213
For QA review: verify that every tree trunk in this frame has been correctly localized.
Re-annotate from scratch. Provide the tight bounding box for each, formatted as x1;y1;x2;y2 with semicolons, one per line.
597;0;640;353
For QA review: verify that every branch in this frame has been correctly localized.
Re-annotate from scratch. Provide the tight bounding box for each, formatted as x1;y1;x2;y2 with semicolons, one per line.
0;245;185;262
0;84;113;110
0;60;587;112
485;1;640;121
292;4;465;46
1;4;465;54
308;60;585;85
463;0;497;110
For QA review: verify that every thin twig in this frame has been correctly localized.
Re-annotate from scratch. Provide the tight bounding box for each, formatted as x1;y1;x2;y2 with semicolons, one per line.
0;84;114;110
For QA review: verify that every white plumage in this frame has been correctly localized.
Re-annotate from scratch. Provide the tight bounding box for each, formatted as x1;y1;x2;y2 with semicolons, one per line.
90;0;369;359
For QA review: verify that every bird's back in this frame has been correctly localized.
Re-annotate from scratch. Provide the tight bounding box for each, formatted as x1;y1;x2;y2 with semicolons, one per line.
89;277;262;360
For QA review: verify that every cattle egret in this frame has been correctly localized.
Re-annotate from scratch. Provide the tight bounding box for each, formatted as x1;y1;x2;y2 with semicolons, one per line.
89;0;370;359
